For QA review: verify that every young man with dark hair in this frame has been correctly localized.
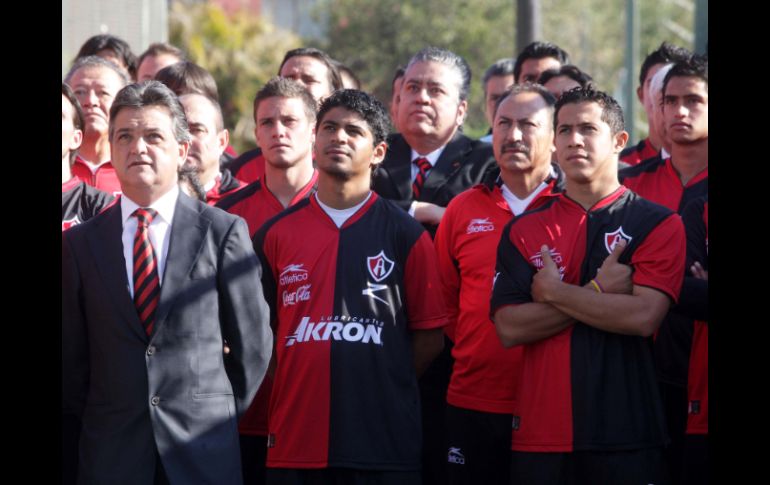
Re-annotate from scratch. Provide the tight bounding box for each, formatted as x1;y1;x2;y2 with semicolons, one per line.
75;34;138;80
621;42;691;166
435;83;563;485
63;80;272;485
254;89;446;485
480;58;516;142
537;65;594;99
491;87;685;484
620;55;708;483
136;42;186;81
513;41;570;84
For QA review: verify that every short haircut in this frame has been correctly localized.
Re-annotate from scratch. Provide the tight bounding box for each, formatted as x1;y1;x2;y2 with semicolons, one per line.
332;59;362;90
538;65;594;90
253;76;318;123
64;55;131;86
663;54;708;96
180;92;225;132
137;42;186;69
316;89;390;146
494;82;556;119
62;82;85;163
109;80;191;144
75;34;138;78
406;46;472;102
154;61;220;101
555;87;625;135
638;42;692;87
483;58;516;95
514;42;570;83
278;47;343;91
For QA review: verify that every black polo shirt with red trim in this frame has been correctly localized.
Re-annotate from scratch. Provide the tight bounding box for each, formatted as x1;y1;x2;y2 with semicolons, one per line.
254;193;447;469
490;186;685;452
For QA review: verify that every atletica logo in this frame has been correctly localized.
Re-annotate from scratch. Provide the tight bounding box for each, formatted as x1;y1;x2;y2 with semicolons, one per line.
279;263;309;285
447;447;465;465
282;284;311;306
529;248;566;279
466;217;495;234
285;316;384;347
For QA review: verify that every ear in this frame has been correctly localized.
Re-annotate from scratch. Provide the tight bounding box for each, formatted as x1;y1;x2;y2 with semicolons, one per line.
455;99;468;126
613;130;629;154
636;85;644;104
70;129;83;152
217;129;229;154
370;141;388;167
177;140;190;167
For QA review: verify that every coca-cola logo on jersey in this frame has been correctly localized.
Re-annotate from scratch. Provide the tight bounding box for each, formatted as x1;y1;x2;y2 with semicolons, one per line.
282;284;311;306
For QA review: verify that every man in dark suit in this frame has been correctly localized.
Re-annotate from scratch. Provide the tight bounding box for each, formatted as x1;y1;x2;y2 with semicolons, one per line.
62;81;272;485
372;46;496;237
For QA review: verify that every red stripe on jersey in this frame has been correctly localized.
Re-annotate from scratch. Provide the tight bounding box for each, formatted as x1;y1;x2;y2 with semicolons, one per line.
70;157;123;196
630;214;686;303
620;138;658;166
622;158;708;212
404;231;447;330
233;152;266;184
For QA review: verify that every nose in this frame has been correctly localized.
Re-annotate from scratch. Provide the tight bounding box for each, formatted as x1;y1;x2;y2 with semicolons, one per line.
507;124;523;142
129;135;148;154
79;89;98;108
566;131;584;148
415;87;430;104
272;121;287;139
674;102;688;119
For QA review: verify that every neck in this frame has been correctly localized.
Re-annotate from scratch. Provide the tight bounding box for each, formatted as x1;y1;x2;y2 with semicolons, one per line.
670;138;708;186
264;159;315;209
647;131;661;152
564;169;620;211
198;164;221;189
406;130;455;155
500;162;551;199
62;157;73;184
316;172;371;210
80;132;111;164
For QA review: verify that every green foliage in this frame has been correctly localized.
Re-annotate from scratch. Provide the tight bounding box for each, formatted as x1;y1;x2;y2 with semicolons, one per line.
169;2;302;152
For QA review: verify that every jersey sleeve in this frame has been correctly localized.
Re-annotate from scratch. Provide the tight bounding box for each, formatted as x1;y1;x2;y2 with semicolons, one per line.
489;221;536;317
433;200;461;341
630;213;686;303
404;231;448;330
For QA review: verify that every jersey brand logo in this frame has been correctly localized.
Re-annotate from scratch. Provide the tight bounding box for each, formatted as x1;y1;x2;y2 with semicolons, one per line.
604;226;632;254
367;250;395;282
62;216;81;231
447;447;465;465
285;316;383;347
529;248;565;279
282;284;311;306
466;217;495;234
279;263;309;285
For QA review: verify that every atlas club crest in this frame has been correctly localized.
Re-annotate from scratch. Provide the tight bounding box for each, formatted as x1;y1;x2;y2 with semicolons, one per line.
366;250;395;282
604;226;632;253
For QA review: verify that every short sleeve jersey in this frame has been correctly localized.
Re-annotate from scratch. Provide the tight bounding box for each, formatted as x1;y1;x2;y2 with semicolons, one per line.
619;137;658;167
70;156;123;197
229;148;266;185
490;186;685;452
255;193;447;469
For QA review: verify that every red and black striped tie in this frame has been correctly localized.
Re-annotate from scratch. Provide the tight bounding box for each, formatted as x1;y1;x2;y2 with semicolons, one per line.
132;208;160;336
412;157;432;198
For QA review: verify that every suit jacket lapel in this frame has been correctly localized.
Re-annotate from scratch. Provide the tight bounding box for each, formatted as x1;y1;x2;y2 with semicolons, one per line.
153;192;210;336
382;134;414;201
422;132;470;198
86;203;148;341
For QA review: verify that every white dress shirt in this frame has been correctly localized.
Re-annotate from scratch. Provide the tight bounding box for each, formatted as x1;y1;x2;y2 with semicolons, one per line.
408;145;446;216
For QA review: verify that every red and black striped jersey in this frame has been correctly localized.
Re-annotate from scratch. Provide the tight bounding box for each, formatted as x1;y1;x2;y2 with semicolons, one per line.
254;193;447;469
62;178;115;231
619;137;658;167
229;147;266;184
434;167;563;414
204;169;246;206
682;195;708;435
491;186;685;452
70;156;122;197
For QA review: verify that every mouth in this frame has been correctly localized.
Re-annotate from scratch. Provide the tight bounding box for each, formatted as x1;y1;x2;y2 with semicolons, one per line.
270;143;291;150
670;122;691;130
325;147;349;157
502;144;529;155
128;159;153;168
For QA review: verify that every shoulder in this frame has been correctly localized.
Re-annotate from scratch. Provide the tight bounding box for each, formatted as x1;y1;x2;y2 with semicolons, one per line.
215;179;263;211
619;154;665;182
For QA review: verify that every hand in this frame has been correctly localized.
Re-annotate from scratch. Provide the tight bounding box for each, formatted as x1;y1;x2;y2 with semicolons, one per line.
413;201;446;225
532;245;562;303
594;240;633;294
690;261;708;281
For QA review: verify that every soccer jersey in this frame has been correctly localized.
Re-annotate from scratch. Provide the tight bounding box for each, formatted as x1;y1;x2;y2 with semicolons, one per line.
70;155;122;197
255;193;447;469
62;178;115;231
620;157;707;388
204;169;246;206
434;168;563;414
682;195;708;435
215;170;318;437
216;171;319;238
619;137;658;167
230;147;266;184
490;186;685;452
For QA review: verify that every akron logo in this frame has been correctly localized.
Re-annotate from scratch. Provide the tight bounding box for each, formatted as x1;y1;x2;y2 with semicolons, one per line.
366;250;395;282
604;227;632;254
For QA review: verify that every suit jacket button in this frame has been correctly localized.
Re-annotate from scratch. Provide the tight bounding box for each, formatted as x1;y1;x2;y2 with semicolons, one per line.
147;346;155;356
151;396;160;406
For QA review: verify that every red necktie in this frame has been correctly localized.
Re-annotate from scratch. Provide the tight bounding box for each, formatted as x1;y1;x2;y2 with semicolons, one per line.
412;157;432;198
132;208;160;336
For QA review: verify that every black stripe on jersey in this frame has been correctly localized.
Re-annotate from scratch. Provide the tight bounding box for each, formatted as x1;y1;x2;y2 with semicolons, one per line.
215;179;263;211
229;147;263;177
618;153;665;183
